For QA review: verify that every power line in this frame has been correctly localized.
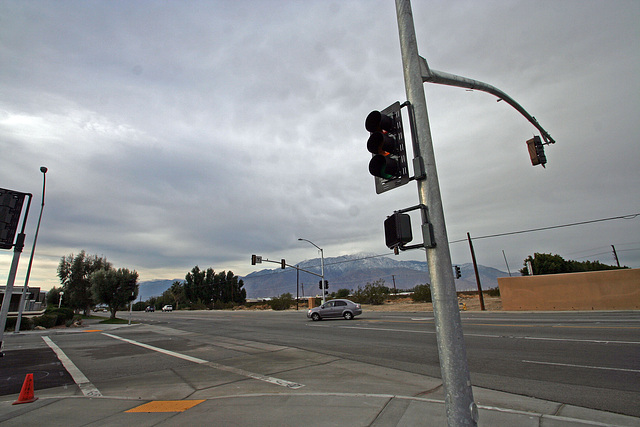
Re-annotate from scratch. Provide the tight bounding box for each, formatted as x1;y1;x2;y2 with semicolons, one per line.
247;213;639;278
449;213;639;244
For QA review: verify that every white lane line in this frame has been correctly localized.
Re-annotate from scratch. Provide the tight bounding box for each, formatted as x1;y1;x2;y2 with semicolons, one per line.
102;333;208;363
522;359;640;373
102;333;304;389
42;336;102;397
328;325;639;345
520;336;640;345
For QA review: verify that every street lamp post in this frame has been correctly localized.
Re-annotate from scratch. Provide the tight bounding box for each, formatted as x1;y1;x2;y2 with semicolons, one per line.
15;166;47;333
58;291;64;308
297;238;325;304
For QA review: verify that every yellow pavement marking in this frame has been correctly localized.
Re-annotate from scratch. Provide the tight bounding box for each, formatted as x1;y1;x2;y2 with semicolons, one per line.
82;329;103;332
126;400;205;413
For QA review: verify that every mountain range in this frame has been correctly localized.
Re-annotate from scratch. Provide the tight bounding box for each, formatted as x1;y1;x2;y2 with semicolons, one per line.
138;253;511;300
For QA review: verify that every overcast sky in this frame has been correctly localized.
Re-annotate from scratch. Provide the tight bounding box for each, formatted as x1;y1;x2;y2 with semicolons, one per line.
1;0;639;291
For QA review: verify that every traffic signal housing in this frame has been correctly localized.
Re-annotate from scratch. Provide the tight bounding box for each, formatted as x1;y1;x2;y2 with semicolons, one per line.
454;265;461;279
526;136;547;167
318;280;328;289
0;188;27;250
366;102;410;193
384;212;413;250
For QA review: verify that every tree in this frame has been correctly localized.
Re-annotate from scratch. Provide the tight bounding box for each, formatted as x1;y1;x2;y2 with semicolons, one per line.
335;288;350;299
169;280;187;309
58;251;111;315
180;266;246;309
91;268;139;319
46;286;62;307
520;252;627;275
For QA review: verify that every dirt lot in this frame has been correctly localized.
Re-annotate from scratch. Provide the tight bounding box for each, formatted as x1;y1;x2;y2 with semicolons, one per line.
238;294;502;312
361;295;502;312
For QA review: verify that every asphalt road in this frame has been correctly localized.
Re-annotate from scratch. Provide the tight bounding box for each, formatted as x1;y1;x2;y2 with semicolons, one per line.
129;309;640;416
2;309;638;418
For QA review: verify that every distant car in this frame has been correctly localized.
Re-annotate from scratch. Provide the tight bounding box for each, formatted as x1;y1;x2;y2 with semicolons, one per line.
162;305;173;312
145;306;155;312
307;299;362;321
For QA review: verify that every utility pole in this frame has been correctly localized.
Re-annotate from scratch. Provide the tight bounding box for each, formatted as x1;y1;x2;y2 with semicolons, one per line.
296;266;299;310
612;245;620;267
467;233;485;311
396;1;477;425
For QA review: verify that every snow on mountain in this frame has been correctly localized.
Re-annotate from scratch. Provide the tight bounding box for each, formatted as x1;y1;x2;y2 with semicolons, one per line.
242;252;509;299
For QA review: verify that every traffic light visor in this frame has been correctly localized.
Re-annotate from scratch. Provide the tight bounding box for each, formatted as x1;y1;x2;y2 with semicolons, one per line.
369;155;399;179
365;110;394;133
367;132;398;156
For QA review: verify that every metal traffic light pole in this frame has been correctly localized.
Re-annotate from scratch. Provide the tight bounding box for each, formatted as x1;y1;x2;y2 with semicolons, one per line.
395;1;477;425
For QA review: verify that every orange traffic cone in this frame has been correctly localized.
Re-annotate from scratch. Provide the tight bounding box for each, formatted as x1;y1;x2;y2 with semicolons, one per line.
13;373;38;405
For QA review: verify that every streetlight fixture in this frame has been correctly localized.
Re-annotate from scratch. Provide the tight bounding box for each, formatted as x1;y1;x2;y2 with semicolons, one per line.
297;238;326;304
58;291;64;308
15;166;47;332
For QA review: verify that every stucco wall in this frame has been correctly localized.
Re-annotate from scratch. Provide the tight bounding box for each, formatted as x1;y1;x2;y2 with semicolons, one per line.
498;268;640;311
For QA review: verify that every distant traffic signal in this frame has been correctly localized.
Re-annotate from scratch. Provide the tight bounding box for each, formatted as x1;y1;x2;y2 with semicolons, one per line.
454;265;461;279
366;102;410;193
318;280;328;289
384;212;413;250
526;136;547;167
281;259;286;269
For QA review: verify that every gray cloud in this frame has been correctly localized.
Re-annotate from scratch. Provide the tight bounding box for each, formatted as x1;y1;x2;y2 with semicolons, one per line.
1;0;638;290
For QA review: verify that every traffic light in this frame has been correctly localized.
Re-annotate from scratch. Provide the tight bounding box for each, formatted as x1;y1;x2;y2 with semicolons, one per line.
366;102;410;194
281;259;286;269
0;188;27;250
384;212;413;250
318;280;328;289
526;136;547;167
454;265;461;279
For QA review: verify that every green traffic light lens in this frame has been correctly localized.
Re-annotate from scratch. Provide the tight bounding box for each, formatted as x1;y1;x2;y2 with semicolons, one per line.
369;155;398;179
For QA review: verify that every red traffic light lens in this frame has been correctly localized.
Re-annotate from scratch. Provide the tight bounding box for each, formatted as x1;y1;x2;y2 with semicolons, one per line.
365;110;395;133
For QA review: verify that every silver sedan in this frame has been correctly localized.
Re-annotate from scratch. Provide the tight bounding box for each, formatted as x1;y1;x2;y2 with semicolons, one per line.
307;299;362;321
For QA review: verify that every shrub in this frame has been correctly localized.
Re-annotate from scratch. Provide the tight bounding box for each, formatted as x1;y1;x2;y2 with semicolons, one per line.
213;300;236;310
190;299;208;310
486;287;500;297
32;314;58;329
45;307;74;325
411;284;432;302
269;293;293;311
351;280;389;305
3;317;34;331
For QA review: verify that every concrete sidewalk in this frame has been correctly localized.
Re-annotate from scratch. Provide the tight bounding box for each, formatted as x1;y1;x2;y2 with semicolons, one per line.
1;320;639;426
2;385;639;426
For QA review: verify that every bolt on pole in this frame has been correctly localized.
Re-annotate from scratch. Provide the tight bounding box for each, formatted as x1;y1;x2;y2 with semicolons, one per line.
395;1;477;425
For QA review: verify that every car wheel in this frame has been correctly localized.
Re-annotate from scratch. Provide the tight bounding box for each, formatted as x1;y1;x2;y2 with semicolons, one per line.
311;313;321;321
343;311;353;320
